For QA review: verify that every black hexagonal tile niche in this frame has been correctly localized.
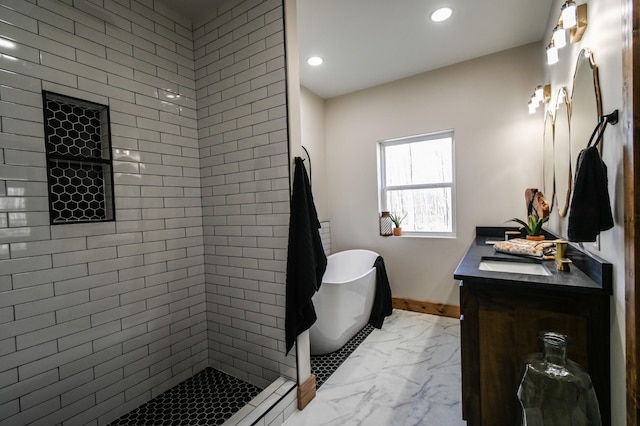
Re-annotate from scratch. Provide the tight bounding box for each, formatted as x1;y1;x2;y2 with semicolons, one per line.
107;368;262;426
45;98;102;158
49;161;107;222
43;91;114;224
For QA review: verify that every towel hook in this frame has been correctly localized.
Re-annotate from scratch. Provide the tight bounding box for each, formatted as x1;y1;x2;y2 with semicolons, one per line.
301;145;312;187
601;109;618;125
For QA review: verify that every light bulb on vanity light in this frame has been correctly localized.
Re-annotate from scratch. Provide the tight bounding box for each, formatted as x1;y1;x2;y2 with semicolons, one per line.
530;91;541;109
528;100;537;114
546;43;559;65
534;85;544;102
553;26;567;49
561;1;577;29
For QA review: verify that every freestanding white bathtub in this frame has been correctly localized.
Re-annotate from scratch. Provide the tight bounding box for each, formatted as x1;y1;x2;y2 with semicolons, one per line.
309;249;379;355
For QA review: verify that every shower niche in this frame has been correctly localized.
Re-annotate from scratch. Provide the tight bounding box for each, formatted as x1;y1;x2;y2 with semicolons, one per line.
42;91;115;225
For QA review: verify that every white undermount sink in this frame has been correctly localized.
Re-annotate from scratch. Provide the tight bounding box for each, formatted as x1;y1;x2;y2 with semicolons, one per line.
478;258;551;276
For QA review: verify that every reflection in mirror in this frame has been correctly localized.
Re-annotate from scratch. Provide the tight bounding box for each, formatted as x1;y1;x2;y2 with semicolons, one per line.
554;88;571;217
570;49;602;175
542;111;555;213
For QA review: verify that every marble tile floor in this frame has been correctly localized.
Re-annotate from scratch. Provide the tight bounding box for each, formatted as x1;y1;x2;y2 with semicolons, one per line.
312;324;375;389
285;309;466;426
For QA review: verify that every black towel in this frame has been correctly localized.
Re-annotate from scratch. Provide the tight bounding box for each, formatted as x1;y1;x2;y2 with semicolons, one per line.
568;145;614;242
285;157;327;355
368;256;393;329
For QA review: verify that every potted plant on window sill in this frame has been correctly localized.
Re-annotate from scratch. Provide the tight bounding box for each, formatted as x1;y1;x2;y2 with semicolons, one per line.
507;213;549;241
390;212;407;236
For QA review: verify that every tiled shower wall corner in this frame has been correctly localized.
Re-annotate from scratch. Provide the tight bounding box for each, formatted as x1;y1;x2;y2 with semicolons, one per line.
0;0;292;424
194;0;296;389
320;221;330;255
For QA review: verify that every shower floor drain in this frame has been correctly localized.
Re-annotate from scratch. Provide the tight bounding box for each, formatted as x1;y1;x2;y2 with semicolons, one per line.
311;324;375;389
107;367;262;426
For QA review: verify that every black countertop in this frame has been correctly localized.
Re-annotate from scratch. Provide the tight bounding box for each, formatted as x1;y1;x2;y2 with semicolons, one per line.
454;227;612;295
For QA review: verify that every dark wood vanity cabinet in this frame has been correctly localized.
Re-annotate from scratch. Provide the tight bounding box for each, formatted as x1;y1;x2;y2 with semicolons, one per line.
459;279;611;426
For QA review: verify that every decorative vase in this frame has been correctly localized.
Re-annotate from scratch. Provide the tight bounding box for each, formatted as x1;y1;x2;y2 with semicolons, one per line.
380;211;393;236
517;332;601;426
526;234;545;241
393;227;402;236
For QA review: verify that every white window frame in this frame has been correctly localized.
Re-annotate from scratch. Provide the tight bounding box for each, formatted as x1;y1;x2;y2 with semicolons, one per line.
378;131;456;238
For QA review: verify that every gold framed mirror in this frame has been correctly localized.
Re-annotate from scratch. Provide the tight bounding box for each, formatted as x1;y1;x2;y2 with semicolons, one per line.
570;49;603;170
554;87;571;217
542;111;555;213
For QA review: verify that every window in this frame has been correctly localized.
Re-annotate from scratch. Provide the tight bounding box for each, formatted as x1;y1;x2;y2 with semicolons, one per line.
378;131;455;236
43;91;115;224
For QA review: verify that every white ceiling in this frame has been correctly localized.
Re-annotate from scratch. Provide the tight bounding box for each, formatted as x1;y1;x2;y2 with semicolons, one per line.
160;0;554;99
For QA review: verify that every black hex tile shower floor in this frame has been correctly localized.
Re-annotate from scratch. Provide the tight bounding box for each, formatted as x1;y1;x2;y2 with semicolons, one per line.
107;367;262;426
108;327;371;425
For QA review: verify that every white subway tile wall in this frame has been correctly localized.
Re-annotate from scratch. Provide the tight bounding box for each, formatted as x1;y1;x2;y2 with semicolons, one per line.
195;0;296;389
0;0;291;424
320;221;331;255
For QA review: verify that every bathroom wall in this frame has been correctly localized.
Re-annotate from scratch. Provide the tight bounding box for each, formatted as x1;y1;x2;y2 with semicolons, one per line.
0;1;205;423
0;0;292;424
541;0;626;423
299;86;328;220
322;43;542;306
194;0;295;388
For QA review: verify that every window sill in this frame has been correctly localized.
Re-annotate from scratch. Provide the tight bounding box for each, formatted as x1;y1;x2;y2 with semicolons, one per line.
382;233;456;239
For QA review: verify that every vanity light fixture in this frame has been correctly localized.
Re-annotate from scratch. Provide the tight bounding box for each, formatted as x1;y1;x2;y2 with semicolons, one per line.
307;56;324;66
546;2;588;66
430;7;452;22
535;85;549;103
528;84;551;114
568;3;588;43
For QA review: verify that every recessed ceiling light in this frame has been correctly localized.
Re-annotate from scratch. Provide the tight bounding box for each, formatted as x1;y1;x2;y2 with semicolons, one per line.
307;56;324;66
430;7;453;22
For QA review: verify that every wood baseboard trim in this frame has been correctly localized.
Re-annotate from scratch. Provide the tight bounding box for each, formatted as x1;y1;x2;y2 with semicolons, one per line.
392;297;460;319
297;373;316;410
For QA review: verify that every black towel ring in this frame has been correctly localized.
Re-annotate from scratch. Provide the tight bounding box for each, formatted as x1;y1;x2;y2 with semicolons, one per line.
587;109;619;149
